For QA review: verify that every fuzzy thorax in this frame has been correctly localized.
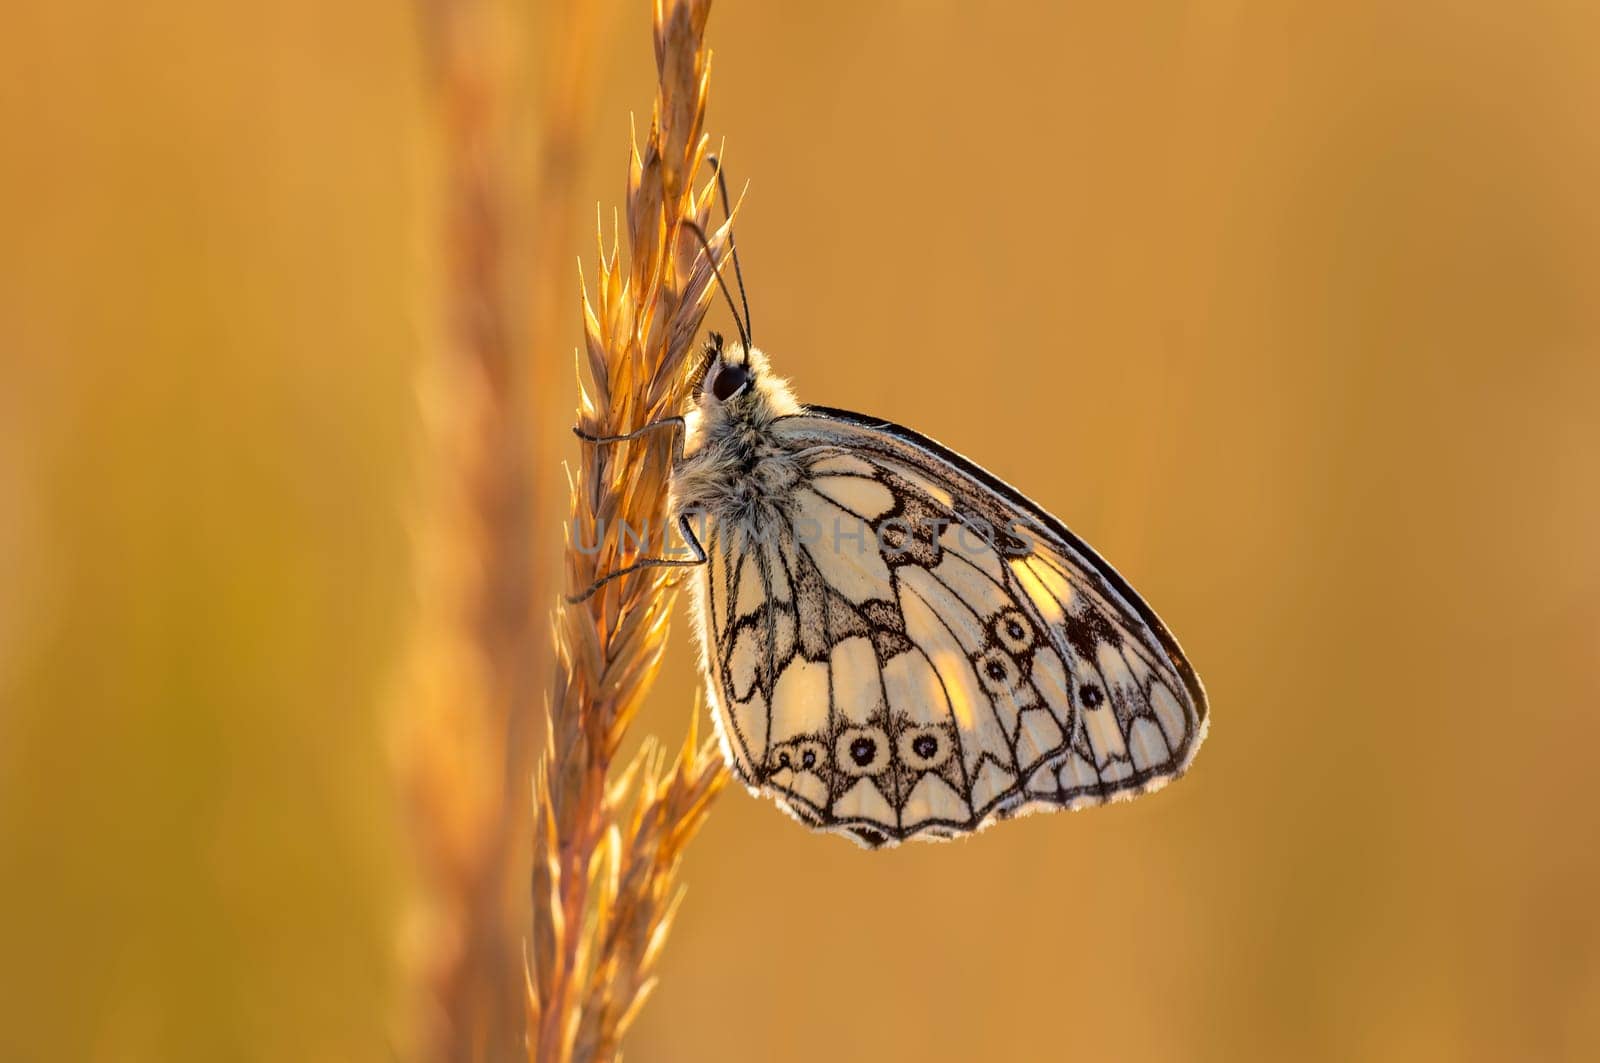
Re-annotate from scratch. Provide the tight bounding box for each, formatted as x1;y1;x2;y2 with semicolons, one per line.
671;343;805;530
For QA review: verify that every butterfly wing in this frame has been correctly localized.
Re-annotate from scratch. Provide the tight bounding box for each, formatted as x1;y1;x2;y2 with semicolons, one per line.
690;405;1208;848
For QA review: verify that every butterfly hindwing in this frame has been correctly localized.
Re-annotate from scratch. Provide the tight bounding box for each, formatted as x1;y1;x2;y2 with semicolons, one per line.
691;406;1208;847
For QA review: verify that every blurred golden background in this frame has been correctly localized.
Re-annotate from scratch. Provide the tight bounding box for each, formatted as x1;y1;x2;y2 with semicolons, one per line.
3;2;1598;1061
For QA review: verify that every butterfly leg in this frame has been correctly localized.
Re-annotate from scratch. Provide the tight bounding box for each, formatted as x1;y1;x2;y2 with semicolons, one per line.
564;511;707;604
568;417;701;603
572;416;686;464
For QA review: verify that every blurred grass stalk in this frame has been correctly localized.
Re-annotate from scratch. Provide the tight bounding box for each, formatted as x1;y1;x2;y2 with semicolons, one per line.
403;0;599;1059
406;0;729;1059
530;0;730;1060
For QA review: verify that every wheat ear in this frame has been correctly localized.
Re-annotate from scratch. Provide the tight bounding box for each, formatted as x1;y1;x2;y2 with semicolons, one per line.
529;2;730;1060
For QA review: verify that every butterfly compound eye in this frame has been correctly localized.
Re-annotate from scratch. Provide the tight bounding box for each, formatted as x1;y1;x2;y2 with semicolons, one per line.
711;364;750;401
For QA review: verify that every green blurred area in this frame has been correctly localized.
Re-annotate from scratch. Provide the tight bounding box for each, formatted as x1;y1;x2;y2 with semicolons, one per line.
3;2;1599;1062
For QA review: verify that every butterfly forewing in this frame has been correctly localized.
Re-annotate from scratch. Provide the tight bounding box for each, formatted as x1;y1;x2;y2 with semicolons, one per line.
691;406;1207;847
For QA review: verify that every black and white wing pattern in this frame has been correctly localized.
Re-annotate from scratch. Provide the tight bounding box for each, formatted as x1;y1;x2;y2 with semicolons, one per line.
690;406;1208;848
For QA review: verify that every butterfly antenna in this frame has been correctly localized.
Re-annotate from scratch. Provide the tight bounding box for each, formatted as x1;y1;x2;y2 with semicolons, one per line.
707;155;752;346
679;217;750;352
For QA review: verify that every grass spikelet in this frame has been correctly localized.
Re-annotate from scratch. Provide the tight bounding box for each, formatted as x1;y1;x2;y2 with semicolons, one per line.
529;1;731;1059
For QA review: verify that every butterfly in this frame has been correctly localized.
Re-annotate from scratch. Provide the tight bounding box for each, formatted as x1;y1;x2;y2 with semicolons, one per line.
575;166;1208;849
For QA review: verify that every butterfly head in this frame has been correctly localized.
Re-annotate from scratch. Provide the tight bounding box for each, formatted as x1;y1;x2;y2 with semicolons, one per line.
692;331;800;423
699;330;753;401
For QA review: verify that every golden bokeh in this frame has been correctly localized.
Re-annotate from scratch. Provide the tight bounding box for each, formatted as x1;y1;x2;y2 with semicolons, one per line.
3;2;1597;1061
